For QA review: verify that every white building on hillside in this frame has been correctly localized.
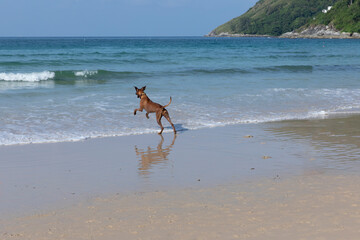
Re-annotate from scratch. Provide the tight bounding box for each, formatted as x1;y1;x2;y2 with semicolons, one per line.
322;6;333;13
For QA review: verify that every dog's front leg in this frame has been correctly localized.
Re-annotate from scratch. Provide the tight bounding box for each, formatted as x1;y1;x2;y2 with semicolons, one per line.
134;107;143;115
146;113;150;119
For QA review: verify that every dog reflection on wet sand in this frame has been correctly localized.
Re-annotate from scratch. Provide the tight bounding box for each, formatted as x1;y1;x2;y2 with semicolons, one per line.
135;135;176;176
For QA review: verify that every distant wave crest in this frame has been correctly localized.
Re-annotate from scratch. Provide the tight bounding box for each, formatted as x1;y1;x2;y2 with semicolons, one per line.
0;71;55;82
255;65;313;73
0;70;148;84
74;70;98;77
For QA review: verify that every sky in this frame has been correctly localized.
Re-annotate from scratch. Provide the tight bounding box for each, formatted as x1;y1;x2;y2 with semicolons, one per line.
0;0;258;36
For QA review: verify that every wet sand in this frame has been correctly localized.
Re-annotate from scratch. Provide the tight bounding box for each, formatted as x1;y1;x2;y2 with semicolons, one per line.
1;115;360;239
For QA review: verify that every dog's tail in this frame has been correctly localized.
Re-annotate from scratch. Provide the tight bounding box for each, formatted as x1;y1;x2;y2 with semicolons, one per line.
163;97;172;108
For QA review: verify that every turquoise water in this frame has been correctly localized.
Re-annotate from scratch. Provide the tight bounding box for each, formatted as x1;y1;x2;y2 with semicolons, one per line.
1;37;360;145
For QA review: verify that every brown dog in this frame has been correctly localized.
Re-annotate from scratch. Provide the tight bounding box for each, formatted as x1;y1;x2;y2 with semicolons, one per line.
134;86;176;135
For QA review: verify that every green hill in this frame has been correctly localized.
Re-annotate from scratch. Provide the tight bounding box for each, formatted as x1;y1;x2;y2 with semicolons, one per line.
309;0;360;33
209;0;342;36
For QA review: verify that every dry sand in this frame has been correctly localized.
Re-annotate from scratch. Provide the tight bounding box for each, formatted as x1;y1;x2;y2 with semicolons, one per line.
1;174;360;240
1;115;360;239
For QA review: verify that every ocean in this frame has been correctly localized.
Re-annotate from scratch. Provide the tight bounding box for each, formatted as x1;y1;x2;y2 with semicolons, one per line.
0;37;359;146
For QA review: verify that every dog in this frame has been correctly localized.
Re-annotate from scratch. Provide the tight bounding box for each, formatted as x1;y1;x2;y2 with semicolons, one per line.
134;86;176;135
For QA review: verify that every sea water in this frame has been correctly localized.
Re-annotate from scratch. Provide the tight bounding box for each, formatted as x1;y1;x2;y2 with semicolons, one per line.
0;37;359;145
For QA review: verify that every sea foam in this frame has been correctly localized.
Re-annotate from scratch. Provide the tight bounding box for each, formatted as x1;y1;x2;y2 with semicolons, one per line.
0;71;55;82
74;70;98;77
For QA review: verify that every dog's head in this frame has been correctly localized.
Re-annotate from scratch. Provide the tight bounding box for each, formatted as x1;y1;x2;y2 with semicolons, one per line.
134;86;146;98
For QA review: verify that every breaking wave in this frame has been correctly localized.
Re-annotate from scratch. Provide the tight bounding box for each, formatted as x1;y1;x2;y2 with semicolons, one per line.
0;71;55;82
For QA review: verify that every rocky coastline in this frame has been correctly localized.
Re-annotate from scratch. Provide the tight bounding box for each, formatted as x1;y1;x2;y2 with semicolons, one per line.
281;25;360;39
205;31;272;38
205;25;360;39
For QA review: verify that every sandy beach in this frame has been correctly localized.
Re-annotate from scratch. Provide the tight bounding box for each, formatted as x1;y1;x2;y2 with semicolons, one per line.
1;115;360;239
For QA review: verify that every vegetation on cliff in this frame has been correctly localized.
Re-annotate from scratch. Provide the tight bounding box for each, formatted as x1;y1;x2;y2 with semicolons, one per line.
209;0;360;36
309;0;360;33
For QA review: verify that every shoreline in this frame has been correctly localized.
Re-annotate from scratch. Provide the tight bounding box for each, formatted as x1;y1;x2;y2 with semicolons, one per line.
2;111;360;147
205;28;360;39
205;34;360;39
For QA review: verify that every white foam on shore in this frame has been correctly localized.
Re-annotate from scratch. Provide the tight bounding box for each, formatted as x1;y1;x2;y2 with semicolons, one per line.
1;86;360;146
0;71;55;82
0;128;170;146
1;108;359;146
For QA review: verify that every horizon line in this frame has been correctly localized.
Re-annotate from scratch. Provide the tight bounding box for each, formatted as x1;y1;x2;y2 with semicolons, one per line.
0;35;205;38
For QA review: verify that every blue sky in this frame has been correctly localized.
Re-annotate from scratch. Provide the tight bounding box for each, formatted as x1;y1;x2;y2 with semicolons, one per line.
0;0;258;36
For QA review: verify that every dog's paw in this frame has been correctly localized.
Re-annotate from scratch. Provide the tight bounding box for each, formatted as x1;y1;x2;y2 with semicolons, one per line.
134;110;137;115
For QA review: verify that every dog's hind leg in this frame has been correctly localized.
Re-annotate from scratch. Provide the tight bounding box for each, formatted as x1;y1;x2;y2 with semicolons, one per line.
163;110;176;134
156;111;164;135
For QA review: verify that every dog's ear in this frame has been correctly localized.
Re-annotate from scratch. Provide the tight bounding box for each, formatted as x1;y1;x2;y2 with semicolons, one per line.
134;86;138;91
141;86;146;91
